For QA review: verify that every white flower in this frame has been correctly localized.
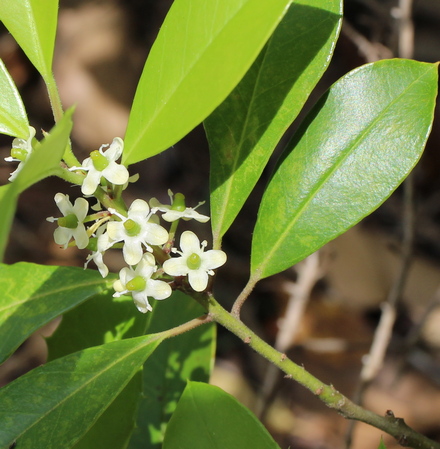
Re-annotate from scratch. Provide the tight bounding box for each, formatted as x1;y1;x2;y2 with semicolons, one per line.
5;126;36;181
163;230;226;292
107;199;168;265
150;190;210;223
79;137;129;195
84;225;111;277
47;193;89;249
113;253;172;313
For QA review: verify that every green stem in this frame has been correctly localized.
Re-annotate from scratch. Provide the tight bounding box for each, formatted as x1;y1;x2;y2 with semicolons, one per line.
44;73;81;167
198;292;440;449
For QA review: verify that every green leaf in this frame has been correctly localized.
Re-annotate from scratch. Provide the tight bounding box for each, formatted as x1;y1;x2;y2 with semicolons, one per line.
0;184;18;262
123;0;294;165
46;291;147;449
251;59;438;279
0;59;29;138
0;334;164;449
0;262;112;364
12;108;73;194
128;292;216;449
0;0;58;81
46;288;145;361
163;382;281;449
206;0;342;244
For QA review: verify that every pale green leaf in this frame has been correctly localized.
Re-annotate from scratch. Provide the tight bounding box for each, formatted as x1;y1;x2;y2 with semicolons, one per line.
123;0;293;165
0;0;58;81
251;60;438;279
206;0;342;244
0;59;29;138
12;108;73;194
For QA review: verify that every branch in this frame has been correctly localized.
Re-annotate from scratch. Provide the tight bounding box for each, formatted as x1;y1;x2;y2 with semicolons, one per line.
197;293;440;449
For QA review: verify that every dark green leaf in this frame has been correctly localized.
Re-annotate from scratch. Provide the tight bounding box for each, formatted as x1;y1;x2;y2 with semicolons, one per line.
163;382;281;449
128;292;215;449
0;184;17;261
206;0;342;244
251;59;438;279
0;334;163;449
0;262;112;363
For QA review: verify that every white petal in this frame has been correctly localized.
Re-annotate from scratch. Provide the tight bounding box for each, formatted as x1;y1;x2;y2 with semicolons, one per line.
188;270;209;292
105;137;124;161
129;199;150;215
72;225;89;249
72;197;89;221
144;223;168;246
201;249;227;270
103;162;129;185
147;279;172;300
163;257;189;276
54;193;73;216
123;239;143;265
106;221;125;242
132;293;152;313
149;197;168;212
54;227;72;248
180;231;201;254
81;169;101;195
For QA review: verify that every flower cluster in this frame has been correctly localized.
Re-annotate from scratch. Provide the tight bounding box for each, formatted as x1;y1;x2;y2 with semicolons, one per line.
39;137;226;313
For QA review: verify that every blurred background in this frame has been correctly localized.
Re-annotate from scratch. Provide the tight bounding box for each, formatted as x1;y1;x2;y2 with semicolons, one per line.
1;0;440;448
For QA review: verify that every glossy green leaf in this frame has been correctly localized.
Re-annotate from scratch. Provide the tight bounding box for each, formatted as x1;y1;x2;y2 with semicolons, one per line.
0;59;29;138
206;0;342;244
0;262;113;364
0;334;164;449
251;59;438;279
163;382;281;449
128;292;215;449
0;184;17;261
12;108;73;194
123;0;293;165
47;291;147;449
47;288;145;361
0;0;58;81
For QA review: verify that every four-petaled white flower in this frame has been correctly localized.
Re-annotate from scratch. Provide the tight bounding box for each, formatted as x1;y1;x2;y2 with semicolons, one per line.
5;126;36;181
163;230;226;292
107;199;168;265
79;137;129;195
150;190;210;223
113;253;172;313
47;193;89;249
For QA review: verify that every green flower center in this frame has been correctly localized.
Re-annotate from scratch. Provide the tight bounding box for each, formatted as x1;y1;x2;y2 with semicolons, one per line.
58;213;79;229
126;276;146;292
187;253;201;270
171;193;186;212
10;147;28;161
124;219;141;236
90;150;109;171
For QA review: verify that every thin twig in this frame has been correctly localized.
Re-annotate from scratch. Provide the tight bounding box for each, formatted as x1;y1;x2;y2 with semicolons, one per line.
255;252;322;418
